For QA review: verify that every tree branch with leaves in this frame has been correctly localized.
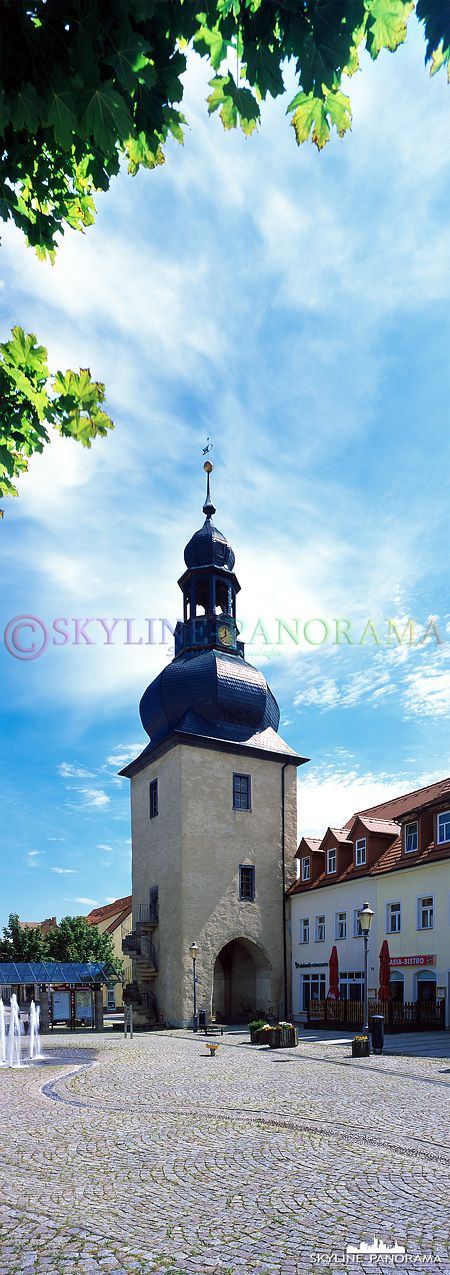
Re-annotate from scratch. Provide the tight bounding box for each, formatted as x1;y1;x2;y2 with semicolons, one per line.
0;0;449;512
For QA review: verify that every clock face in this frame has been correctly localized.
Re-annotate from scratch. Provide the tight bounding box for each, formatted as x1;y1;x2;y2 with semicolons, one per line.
217;623;235;647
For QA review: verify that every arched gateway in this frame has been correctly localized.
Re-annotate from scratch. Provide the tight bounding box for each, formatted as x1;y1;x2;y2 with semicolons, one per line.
212;938;271;1023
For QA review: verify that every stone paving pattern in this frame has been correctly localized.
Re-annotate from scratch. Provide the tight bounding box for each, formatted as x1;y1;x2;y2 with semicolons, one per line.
1;1028;450;1275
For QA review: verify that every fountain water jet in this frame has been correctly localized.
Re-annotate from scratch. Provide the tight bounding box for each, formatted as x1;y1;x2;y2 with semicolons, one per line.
28;1000;42;1059
0;1000;5;1064
7;993;22;1066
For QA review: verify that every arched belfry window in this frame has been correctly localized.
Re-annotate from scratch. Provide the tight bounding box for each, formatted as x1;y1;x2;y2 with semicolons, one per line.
195;578;210;616
214;579;229;615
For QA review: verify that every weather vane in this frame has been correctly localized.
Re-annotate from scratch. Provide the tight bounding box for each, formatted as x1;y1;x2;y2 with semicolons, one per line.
202;437;213;456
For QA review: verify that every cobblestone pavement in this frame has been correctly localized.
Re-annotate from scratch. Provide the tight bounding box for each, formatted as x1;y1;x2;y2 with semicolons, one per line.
1;1029;450;1275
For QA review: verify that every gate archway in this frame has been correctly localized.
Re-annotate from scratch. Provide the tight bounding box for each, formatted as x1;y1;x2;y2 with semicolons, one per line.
212;938;271;1023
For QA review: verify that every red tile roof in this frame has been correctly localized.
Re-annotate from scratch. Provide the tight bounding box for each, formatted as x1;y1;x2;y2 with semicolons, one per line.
296;837;322;858
85;895;132;930
346;776;450;824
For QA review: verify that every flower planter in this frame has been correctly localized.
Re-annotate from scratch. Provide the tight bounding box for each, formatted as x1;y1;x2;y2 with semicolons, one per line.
256;1028;272;1044
352;1038;370;1057
268;1026;298;1049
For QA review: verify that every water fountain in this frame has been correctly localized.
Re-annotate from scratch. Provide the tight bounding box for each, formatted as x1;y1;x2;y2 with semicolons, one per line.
28;1000;42;1060
7;992;22;1066
0;999;5;1065
0;994;45;1066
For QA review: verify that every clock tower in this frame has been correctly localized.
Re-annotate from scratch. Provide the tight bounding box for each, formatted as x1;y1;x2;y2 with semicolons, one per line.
120;463;307;1027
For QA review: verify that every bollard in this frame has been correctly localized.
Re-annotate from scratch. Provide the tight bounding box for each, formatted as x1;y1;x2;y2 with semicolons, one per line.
371;1014;384;1055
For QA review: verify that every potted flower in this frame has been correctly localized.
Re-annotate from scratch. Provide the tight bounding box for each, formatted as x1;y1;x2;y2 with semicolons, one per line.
268;1022;298;1049
248;1019;270;1043
352;1035;370;1058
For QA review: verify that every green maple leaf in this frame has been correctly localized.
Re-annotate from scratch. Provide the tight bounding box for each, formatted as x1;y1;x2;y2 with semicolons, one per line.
365;0;414;60
126;130;165;173
81;82;133;153
105;21;152;95
10;82;45;133
194;24;228;71
244;41;285;99
46;88;78;152
208;74;260;135
288;87;351;149
430;40;450;78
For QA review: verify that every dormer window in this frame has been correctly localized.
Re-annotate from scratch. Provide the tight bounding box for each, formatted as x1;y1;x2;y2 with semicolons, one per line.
355;837;366;866
301;857;310;881
327;847;336;874
405;821;418;854
437;811;450;845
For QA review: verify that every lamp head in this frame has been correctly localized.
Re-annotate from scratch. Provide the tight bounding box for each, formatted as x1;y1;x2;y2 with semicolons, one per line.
189;941;199;961
358;901;374;934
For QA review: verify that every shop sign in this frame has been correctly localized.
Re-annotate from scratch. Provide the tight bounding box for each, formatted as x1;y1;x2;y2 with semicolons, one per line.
390;954;435;967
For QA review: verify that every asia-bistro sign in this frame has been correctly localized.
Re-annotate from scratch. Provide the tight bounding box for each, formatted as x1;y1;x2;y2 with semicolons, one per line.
390;955;435;967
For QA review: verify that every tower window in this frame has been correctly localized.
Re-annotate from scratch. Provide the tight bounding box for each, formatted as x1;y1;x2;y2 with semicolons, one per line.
149;779;158;818
233;773;251;810
239;865;255;900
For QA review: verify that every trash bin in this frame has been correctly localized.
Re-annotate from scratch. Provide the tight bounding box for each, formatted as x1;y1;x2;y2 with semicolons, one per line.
199;1010;206;1029
371;1014;384;1055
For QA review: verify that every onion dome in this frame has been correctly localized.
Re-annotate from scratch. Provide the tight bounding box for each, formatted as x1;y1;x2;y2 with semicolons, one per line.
183;465;235;571
139;648;280;747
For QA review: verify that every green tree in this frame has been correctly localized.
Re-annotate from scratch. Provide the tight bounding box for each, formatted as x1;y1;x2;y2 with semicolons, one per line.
0;911;122;974
0;327;113;511
44;915;122;973
1;1;449;511
0;912;46;961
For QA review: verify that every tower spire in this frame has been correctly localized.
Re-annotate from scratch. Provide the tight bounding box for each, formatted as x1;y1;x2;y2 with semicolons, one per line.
203;456;216;518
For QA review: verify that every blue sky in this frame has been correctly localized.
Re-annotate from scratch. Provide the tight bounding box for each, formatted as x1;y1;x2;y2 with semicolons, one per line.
2;16;450;930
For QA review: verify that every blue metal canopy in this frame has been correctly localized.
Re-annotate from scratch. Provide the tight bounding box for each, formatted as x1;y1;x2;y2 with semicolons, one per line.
0;961;118;985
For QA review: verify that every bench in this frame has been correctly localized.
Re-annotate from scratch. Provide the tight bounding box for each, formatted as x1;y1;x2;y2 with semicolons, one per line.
200;1024;224;1036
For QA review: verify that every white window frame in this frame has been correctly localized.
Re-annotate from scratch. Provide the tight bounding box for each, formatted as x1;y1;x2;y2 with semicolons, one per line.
405;820;418;854
353;908;363;937
417;894;434;930
386;900;402;934
335;910;347;940
327;846;337;874
437;811;450;845
355;837;366;866
299;917;310;944
301;856;310;881
314;914;326;942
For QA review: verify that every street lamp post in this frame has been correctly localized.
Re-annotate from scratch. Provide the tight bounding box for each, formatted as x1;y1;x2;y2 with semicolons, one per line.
357;901;374;1036
189;941;199;1033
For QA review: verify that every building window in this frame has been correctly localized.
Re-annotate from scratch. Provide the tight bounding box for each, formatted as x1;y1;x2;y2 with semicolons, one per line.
301;857;310;881
405;821;418;854
299;918;310;944
437;811;450;844
149;885;159;923
233;773;251;810
327;847;337;874
355;837;366;866
417;895;433;929
149;779;158;818
301;972;326;1011
386;901;401;933
353;909;363;937
239;865;255;900
339;971;364;1001
314;914;326;942
335;911;346;940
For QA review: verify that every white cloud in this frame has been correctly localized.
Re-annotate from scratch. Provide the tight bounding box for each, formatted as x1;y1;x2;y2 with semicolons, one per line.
402;663;450;718
50;867;78;874
64;897;98;908
27;850;41;857
68;788;110;809
105;745;144;767
297;754;450;839
58;762;96;779
97;844;112;852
